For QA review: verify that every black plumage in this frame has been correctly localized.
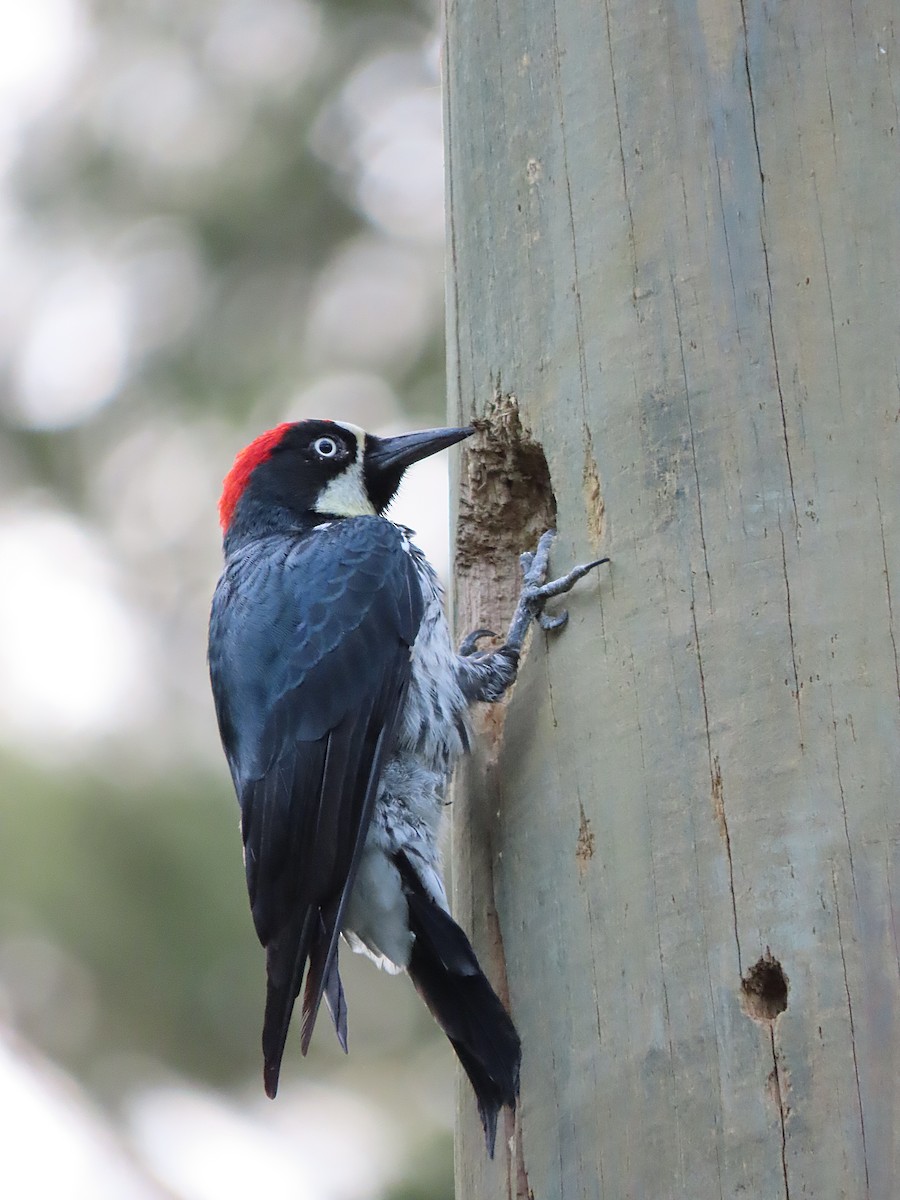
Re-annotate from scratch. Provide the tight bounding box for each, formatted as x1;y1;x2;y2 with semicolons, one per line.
397;852;520;1156
210;517;423;1094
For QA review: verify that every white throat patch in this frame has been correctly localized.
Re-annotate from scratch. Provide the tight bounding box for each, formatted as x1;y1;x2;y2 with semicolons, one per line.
313;422;377;517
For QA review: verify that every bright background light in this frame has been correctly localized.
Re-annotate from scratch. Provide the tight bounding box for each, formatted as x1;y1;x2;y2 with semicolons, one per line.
0;0;456;1195
0;508;149;748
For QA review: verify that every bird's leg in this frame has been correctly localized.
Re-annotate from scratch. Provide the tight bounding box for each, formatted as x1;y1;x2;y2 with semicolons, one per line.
456;530;608;703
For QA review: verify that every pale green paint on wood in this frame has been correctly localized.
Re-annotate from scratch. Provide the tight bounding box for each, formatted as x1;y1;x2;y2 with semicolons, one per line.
445;0;900;1196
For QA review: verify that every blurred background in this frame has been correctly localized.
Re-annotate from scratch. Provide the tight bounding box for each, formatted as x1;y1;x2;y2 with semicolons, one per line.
0;0;456;1195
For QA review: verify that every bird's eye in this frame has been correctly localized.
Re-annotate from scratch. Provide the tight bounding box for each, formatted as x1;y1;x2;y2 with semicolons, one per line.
313;436;340;459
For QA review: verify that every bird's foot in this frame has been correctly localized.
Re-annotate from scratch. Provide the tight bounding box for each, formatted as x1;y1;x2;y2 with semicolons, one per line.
458;628;497;656
508;530;608;648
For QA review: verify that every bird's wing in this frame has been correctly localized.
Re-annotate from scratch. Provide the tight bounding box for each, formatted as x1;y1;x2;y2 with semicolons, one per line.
209;517;423;1092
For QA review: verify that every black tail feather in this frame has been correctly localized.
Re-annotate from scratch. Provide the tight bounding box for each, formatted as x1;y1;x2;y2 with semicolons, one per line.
262;909;315;1098
297;722;395;1059
397;854;521;1156
300;899;345;1054
262;904;348;1097
323;953;348;1052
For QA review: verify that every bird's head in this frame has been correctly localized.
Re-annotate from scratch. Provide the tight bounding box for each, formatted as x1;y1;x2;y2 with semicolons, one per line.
218;419;473;538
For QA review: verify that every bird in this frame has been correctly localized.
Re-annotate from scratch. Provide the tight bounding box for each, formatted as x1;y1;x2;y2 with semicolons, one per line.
208;418;608;1154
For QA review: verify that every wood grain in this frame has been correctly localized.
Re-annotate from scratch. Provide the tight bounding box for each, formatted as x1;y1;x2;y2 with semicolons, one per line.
445;0;900;1195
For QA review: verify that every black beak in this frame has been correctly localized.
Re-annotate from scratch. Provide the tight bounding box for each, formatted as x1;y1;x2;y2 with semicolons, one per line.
363;425;473;514
365;425;474;474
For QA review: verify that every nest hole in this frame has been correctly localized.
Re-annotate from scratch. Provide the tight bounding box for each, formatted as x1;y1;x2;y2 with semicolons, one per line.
741;954;789;1022
454;393;557;635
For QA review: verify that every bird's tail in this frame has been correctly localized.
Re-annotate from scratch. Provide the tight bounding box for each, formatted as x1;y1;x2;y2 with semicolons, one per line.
396;853;521;1157
262;903;347;1098
262;910;313;1098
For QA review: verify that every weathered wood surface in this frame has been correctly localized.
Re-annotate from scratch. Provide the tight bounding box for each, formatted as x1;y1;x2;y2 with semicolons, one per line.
444;0;900;1196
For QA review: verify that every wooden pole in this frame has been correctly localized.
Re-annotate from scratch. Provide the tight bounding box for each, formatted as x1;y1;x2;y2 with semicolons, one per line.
444;0;900;1195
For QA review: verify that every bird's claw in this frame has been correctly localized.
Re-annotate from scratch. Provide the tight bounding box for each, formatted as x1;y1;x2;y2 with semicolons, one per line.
520;530;607;606
524;556;610;603
514;531;608;640
459;628;497;656
537;609;569;632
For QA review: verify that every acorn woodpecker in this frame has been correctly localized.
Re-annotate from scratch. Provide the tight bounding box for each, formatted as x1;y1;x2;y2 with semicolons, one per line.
208;419;607;1154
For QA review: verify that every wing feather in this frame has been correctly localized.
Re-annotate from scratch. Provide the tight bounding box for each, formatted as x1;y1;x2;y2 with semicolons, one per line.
209;517;423;1093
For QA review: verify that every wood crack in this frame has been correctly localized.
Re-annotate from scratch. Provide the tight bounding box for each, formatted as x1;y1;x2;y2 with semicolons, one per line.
483;782;521;1187
738;0;798;531
832;866;871;1195
779;522;801;723
712;145;742;344
829;686;860;908
672;271;712;610
550;0;589;410
443;14;465;425
768;1026;791;1199
602;0;637;298
812;170;844;405
691;577;742;972
875;476;900;712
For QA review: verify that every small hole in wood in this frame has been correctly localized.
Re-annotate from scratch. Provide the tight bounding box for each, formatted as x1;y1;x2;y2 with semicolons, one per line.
741;953;788;1022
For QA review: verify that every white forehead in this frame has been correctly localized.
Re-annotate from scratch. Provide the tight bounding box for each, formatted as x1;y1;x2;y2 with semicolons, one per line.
333;420;366;442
